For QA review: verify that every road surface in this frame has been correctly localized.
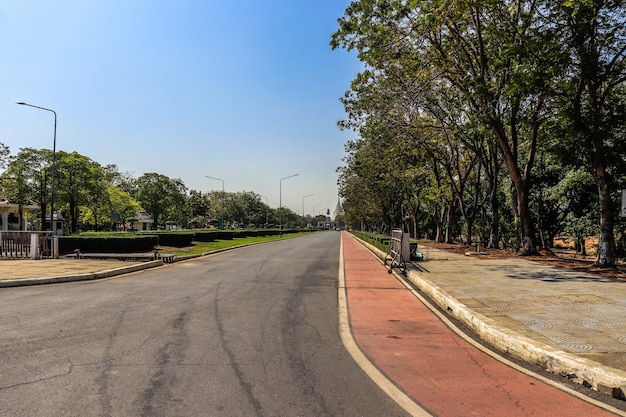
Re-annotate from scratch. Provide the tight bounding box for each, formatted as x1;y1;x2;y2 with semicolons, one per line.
0;232;410;417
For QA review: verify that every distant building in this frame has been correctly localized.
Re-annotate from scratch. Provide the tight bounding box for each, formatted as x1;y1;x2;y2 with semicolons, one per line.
44;211;65;235
333;197;344;220
312;201;345;230
128;210;154;231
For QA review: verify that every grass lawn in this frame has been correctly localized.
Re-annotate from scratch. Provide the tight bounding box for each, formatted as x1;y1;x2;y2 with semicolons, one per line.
159;232;314;257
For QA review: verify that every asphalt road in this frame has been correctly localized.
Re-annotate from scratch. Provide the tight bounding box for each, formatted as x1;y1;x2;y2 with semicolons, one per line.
0;232;410;417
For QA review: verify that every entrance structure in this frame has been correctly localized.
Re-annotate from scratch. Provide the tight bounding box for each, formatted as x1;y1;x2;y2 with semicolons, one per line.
0;196;39;231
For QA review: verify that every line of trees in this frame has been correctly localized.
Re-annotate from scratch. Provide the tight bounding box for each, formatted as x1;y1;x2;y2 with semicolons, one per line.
0;147;323;234
331;0;626;266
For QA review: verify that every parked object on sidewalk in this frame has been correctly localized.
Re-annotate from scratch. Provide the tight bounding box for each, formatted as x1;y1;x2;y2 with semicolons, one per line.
384;229;408;275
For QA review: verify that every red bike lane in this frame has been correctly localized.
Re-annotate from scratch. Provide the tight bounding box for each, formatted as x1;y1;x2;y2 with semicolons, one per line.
342;232;619;417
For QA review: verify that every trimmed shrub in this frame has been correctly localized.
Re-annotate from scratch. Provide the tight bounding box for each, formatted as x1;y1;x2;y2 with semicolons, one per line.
194;231;217;242
59;236;159;254
215;231;235;240
139;232;194;247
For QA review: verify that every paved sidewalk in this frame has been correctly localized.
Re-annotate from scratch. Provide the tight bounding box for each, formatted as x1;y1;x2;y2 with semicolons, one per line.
0;259;160;287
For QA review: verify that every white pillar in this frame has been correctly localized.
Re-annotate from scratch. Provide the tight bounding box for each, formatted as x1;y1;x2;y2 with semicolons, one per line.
0;212;8;231
52;235;59;259
30;233;39;260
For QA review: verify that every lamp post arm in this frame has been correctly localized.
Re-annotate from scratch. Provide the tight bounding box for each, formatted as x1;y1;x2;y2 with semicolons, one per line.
15;101;57;236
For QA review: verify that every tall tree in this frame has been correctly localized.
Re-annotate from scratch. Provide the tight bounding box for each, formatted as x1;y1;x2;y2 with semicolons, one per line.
2;148;52;230
55;151;108;234
0;143;9;170
135;173;186;229
332;0;563;254
552;0;626;266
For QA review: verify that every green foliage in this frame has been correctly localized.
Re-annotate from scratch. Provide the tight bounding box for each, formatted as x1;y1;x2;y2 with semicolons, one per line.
138;231;195;247
194;231;218;242
0;142;9;170
350;230;391;253
134;173;187;230
333;0;626;263
55;151;108;234
214;230;235;240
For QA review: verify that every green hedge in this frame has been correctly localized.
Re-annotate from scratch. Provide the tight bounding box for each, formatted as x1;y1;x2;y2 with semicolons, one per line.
59;228;300;255
350;231;391;253
215;231;234;240
194;231;217;242
59;236;159;254
138;232;194;247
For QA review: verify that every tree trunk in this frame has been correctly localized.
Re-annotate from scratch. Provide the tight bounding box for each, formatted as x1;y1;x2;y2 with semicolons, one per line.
492;125;537;255
579;237;587;257
464;220;472;246
40;203;47;231
487;156;500;249
595;172;615;267
445;202;456;244
518;189;536;255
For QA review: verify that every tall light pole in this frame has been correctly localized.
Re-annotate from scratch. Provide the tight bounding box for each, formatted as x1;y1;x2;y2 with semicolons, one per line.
15;101;57;234
302;193;314;228
259;195;269;226
206;175;224;229
279;173;299;233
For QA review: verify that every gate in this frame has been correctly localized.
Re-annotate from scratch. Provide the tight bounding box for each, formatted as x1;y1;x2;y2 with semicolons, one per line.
0;231;57;259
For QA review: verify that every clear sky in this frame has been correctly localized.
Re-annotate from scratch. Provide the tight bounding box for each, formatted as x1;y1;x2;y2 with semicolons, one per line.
0;0;361;216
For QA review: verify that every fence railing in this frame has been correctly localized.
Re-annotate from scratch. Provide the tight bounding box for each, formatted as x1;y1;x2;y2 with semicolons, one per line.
0;231;58;259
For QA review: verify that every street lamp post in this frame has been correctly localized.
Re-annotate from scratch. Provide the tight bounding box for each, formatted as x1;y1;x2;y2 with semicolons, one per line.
301;193;314;228
279;174;299;233
15;101;57;234
206;176;224;229
259;195;269;226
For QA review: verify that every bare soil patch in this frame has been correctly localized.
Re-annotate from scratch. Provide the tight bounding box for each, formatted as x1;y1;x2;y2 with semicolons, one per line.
421;241;626;282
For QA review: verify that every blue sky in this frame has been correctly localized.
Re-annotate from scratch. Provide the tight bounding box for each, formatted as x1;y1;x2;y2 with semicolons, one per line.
0;0;361;216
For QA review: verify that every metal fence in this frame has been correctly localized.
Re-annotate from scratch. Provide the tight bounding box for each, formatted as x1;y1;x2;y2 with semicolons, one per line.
0;231;57;259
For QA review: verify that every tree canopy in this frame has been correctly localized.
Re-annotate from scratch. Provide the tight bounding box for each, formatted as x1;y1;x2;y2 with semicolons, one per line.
0;145;299;233
332;0;626;265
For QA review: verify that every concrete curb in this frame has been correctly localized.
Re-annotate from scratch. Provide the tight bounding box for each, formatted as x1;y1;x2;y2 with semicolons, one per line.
356;238;626;398
0;260;163;288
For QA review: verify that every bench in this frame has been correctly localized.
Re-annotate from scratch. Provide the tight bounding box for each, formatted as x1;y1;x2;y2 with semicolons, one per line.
70;250;176;263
